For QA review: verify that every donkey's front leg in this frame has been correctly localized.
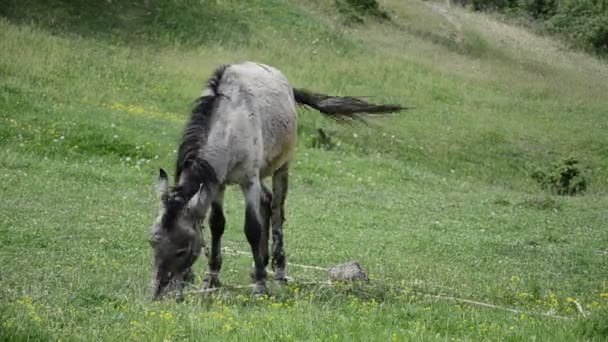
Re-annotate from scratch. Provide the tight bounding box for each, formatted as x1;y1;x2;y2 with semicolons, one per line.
242;179;268;296
204;187;225;289
271;163;289;282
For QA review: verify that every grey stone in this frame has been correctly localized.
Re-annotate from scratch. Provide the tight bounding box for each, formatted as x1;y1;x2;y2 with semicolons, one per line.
328;261;369;282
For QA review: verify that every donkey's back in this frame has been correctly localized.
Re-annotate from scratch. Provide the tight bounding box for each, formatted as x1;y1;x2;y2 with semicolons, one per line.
203;62;298;185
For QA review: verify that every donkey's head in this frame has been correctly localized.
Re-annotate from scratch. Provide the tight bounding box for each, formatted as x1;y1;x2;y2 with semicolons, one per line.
149;169;203;300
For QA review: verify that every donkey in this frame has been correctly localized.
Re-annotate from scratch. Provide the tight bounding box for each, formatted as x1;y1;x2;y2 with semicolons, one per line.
149;61;405;300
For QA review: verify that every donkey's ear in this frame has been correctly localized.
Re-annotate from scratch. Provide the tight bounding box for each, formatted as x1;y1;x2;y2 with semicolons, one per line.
158;169;169;201
159;168;168;180
187;183;205;208
187;184;207;217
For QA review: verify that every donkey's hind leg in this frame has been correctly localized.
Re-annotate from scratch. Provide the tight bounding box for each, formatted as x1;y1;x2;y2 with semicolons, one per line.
271;163;289;282
261;182;273;268
204;186;226;290
242;178;268;296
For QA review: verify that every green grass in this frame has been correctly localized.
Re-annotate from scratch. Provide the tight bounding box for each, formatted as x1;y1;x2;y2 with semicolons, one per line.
1;0;608;340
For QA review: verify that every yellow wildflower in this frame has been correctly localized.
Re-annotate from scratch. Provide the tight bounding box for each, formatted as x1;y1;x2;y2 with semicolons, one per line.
548;293;558;306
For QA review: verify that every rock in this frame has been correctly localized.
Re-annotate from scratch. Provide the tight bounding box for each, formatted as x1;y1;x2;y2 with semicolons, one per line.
328;261;369;282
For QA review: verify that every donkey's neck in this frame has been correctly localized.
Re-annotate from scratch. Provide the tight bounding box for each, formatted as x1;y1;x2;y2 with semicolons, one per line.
174;159;219;201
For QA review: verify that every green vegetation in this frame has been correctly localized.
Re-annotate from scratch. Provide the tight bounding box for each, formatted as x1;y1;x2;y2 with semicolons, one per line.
532;157;587;196
1;0;607;340
456;0;608;54
335;0;390;24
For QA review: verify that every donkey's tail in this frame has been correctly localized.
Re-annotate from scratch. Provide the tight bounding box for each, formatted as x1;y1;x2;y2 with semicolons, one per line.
293;88;407;123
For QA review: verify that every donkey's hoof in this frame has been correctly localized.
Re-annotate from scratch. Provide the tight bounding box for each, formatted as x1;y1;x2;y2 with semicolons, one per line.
275;275;291;284
253;283;267;297
183;269;195;284
203;275;221;289
274;269;289;284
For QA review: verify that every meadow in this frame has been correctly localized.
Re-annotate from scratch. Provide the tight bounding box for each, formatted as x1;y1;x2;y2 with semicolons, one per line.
1;0;607;340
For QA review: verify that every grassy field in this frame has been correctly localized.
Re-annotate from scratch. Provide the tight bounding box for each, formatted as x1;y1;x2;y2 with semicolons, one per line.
1;0;607;340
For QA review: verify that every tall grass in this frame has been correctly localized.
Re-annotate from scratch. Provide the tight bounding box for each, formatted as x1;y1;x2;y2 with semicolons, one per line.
1;0;607;340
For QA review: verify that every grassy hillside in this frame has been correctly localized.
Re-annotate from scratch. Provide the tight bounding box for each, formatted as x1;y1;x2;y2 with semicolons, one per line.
1;0;607;340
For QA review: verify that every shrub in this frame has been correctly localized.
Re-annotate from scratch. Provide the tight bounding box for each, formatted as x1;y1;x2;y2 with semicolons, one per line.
469;0;518;11
531;157;587;196
335;0;390;24
309;128;337;150
518;0;558;19
548;0;608;54
454;0;608;55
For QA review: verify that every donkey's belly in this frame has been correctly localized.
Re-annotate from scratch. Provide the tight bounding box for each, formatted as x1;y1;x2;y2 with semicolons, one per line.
222;154;290;185
260;126;297;179
260;151;290;179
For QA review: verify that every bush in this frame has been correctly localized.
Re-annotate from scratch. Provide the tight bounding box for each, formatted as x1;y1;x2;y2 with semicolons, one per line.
464;0;558;15
469;0;518;11
518;0;558;19
454;0;608;55
335;0;390;24
309;128;337;150
548;0;608;54
531;157;587;196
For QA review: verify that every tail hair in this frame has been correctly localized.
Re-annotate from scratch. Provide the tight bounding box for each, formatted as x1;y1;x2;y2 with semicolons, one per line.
293;88;407;123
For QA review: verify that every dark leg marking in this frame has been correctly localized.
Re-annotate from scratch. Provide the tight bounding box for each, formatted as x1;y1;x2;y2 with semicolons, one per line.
204;187;225;289
271;163;289;282
183;268;195;284
243;181;267;296
175;272;186;303
152;273;170;301
261;182;272;268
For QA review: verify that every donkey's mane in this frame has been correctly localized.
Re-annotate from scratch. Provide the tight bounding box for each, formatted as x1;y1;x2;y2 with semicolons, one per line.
165;65;228;220
175;65;228;182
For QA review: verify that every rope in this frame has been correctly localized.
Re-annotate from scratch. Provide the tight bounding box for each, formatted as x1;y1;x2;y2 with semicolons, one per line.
188;247;581;320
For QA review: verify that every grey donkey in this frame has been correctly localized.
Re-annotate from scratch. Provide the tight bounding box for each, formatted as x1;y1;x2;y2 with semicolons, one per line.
149;61;406;300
